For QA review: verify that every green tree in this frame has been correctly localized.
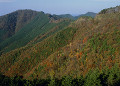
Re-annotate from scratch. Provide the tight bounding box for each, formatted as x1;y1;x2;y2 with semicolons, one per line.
84;69;102;86
61;76;72;86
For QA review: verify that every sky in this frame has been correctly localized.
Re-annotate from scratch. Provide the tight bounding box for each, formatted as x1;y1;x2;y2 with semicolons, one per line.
0;0;120;16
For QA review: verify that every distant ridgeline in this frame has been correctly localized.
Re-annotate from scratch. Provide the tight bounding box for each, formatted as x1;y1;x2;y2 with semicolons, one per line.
59;12;97;20
0;6;120;86
99;5;120;14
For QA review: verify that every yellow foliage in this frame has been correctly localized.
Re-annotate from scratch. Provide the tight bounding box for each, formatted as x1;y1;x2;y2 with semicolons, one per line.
49;69;55;79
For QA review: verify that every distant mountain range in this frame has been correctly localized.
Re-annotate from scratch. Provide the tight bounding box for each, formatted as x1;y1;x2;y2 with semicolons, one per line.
59;12;97;19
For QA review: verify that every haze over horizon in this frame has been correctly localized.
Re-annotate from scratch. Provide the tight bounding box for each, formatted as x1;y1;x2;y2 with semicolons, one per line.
0;0;120;16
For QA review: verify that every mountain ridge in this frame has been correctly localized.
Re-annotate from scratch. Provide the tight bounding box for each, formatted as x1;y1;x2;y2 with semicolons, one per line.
0;10;71;55
59;12;97;19
0;10;96;44
99;5;120;14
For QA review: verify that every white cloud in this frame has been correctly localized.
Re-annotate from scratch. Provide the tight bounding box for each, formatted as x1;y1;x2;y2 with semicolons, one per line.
0;0;15;3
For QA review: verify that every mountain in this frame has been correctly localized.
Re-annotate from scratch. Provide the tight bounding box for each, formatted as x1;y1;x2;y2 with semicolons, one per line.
59;14;74;19
0;10;71;54
0;6;120;86
0;10;38;43
59;12;97;20
75;12;97;19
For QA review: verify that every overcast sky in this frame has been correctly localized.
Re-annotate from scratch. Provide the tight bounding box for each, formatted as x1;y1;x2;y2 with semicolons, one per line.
0;0;120;16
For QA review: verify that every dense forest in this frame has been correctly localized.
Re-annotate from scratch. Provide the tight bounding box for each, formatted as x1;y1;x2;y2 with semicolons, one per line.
0;66;120;86
0;6;120;86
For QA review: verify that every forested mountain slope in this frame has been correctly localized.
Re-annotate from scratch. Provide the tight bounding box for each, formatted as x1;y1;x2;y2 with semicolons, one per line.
0;6;120;86
0;10;38;43
26;12;120;79
99;5;120;14
0;6;120;80
0;11;71;54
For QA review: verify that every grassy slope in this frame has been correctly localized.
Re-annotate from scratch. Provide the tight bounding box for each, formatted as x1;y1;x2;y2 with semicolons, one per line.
0;12;120;80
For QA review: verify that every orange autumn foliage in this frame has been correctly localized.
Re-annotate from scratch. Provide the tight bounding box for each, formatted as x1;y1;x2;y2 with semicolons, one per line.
76;52;82;59
83;37;87;43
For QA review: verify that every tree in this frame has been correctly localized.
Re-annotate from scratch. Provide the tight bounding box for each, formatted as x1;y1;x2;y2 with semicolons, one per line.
61;76;72;86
